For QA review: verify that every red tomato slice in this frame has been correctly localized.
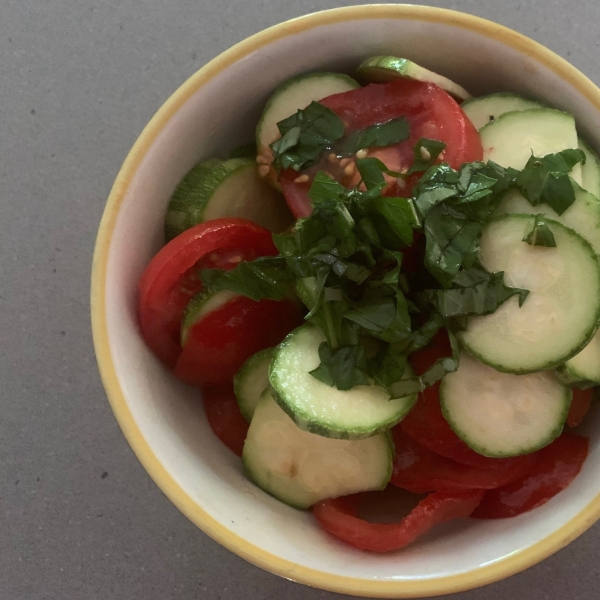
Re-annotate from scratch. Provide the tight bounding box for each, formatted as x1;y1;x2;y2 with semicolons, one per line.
313;488;484;553
280;170;313;219
280;79;482;218
174;295;302;386
202;385;249;456
567;388;593;428
138;219;278;368
472;433;589;519
391;427;538;493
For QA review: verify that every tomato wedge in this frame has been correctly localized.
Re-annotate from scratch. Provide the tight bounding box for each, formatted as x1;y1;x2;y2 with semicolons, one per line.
202;385;249;456
391;427;538;493
567;388;594;428
138;219;278;368
174;295;302;386
472;433;589;519
280;79;482;218
313;488;484;553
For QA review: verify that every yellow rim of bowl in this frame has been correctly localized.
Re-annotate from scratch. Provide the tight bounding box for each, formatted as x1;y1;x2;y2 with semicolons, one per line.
91;5;600;597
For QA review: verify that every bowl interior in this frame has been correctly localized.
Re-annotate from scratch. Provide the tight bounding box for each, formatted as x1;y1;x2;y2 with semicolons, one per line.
97;7;600;596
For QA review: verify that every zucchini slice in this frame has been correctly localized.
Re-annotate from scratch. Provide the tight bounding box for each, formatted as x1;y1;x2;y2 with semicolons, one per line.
233;348;274;422
269;325;417;439
357;55;470;101
256;72;359;162
462;92;545;131
480;108;582;184
243;392;393;509
165;158;292;241
458;215;600;373
557;329;600;388
579;138;600;199
440;351;571;457
494;180;600;254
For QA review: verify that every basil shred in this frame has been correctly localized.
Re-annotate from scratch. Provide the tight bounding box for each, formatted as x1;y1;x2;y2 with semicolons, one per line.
201;101;586;398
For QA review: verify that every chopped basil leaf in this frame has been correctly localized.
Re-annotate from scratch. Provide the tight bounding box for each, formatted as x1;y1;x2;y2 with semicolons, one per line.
371;196;418;247
201;144;584;396
422;265;529;321
335;118;410;156
515;149;585;215
423;209;481;288
407;138;447;174
356;157;387;190
308;171;346;204
309;342;370;390
201;257;292;301
270;101;345;172
523;214;557;247
307;300;358;349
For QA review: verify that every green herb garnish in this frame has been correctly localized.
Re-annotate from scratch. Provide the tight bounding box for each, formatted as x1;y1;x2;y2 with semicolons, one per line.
204;136;583;396
334;118;410;157
269;101;410;172
270;102;345;172
407;138;447;174
515;149;586;215
523;214;557;247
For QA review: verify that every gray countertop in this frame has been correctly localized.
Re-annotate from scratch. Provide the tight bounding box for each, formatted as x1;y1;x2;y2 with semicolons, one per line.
3;0;600;598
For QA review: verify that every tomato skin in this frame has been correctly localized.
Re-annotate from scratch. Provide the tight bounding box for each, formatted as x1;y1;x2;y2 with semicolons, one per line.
138;219;278;368
472;433;589;519
321;79;482;169
280;79;482;219
313;488;484;553
202;385;249;456
174;296;303;386
280;170;313;219
567;388;593;427
391;427;538;493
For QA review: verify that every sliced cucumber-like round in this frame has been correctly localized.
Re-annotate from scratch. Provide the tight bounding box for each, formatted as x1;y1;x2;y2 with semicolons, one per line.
165;157;292;241
242;392;393;509
181;289;238;345
579;138;600;199
480;108;582;184
458;215;600;373
440;351;571;457
233;348;274;422
256;72;359;161
269;325;417;439
494;180;600;254
461;93;545;131
556;329;600;388
357;55;470;101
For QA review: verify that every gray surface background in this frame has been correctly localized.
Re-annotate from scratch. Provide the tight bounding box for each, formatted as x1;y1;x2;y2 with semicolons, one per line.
3;0;600;598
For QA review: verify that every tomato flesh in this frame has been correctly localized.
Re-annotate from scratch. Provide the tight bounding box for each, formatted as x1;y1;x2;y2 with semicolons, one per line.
280;79;482;218
137;219;278;368
391;427;538;493
567;388;593;428
472;433;589;519
202;385;249;456
174;295;302;386
313;488;484;553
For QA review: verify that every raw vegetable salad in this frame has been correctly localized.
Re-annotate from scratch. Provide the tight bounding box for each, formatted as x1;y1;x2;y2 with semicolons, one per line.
137;55;597;553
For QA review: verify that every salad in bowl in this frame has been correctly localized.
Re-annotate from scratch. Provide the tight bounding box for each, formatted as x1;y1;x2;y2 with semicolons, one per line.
137;54;597;552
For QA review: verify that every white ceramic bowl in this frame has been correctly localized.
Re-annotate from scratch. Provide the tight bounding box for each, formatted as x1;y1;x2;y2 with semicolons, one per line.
91;5;600;597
